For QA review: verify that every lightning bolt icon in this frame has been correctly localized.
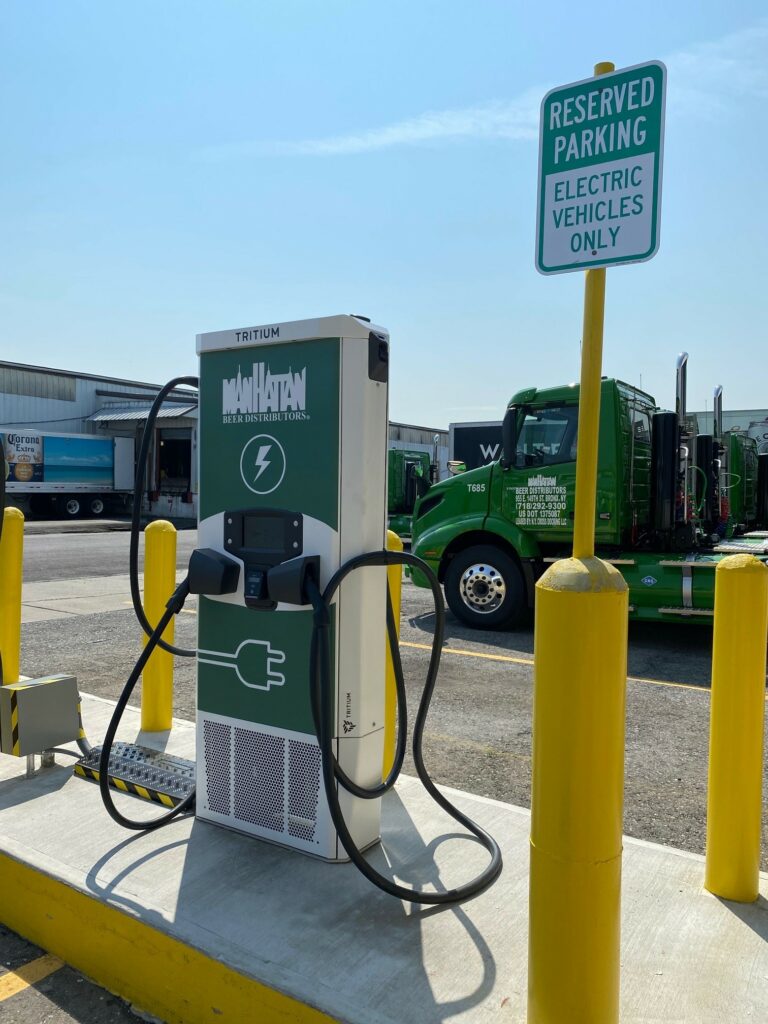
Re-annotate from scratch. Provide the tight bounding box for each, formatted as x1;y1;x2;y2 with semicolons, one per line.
253;445;272;482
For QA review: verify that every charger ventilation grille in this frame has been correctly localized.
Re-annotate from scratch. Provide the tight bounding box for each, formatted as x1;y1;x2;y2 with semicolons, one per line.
234;728;285;831
202;717;322;846
203;719;231;815
288;739;322;841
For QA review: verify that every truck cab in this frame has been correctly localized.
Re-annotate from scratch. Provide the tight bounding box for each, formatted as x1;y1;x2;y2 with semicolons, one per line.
411;379;655;627
387;448;432;540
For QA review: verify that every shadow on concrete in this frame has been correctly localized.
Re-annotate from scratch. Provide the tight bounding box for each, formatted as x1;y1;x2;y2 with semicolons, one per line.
83;785;503;1023
84;827;193;935
135;728;171;752
718;893;768;941
0;762;71;809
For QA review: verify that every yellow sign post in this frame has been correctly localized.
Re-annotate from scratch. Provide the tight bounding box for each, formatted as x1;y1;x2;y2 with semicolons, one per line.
572;261;607;558
527;61;630;1024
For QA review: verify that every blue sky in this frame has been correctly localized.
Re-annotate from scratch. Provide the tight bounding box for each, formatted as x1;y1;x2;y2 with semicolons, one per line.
1;2;766;426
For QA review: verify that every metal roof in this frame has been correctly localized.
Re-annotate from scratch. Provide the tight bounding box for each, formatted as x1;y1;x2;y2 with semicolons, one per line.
88;404;198;423
0;358;198;394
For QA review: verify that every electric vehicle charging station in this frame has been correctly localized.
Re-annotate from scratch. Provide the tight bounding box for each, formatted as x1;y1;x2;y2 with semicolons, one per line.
195;316;390;859
89;312;500;903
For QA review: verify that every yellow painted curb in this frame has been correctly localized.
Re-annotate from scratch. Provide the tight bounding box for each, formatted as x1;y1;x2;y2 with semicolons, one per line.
0;851;337;1024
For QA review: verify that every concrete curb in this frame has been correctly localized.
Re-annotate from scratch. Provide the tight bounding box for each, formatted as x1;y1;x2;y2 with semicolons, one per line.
22;518;196;536
0;850;336;1024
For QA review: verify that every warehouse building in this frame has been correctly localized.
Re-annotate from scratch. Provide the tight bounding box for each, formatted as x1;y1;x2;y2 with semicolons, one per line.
388;421;449;479
1;361;448;518
692;408;768;454
0;360;198;519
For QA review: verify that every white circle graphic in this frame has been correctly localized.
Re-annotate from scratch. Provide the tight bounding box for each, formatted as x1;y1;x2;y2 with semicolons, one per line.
239;434;287;495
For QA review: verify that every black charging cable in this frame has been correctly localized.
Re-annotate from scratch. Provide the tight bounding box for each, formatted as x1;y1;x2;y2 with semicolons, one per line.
98;578;195;831
306;551;503;904
129;376;198;658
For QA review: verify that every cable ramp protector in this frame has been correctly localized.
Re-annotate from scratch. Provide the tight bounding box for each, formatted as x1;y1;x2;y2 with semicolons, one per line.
74;742;196;808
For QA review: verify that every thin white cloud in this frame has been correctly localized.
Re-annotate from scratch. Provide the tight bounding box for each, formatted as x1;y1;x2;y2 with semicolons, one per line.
199;89;542;162
664;18;768;116
200;18;767;159
266;90;543;155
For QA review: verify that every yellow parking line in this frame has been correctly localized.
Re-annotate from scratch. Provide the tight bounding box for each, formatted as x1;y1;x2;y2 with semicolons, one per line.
402;640;535;668
626;674;711;694
0;954;64;1001
399;640;712;694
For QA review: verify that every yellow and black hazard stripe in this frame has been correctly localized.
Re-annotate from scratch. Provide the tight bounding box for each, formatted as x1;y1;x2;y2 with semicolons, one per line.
73;764;179;808
76;700;87;743
10;690;20;757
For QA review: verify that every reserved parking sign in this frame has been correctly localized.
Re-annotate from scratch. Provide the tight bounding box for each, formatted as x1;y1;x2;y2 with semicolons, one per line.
536;61;666;275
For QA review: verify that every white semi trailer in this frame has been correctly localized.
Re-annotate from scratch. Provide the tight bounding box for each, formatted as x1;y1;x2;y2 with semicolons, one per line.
1;429;135;518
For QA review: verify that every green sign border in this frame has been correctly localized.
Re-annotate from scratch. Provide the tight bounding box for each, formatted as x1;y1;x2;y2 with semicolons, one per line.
535;60;666;275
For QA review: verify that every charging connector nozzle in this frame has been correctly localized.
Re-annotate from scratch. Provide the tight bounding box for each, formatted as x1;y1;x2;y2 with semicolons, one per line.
188;549;241;596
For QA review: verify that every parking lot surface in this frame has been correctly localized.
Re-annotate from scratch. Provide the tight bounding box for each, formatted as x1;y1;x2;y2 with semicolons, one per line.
16;528;767;869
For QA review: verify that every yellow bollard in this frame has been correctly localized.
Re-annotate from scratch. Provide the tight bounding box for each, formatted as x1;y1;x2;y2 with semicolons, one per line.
528;58;626;1024
141;520;177;732
528;557;628;1024
383;530;404;778
705;553;768;902
0;507;24;685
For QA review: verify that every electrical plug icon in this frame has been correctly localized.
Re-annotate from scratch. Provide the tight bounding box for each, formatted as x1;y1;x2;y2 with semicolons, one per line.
198;639;286;691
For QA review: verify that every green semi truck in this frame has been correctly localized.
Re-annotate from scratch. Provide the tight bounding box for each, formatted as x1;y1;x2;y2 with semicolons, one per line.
410;354;768;628
387;448;434;541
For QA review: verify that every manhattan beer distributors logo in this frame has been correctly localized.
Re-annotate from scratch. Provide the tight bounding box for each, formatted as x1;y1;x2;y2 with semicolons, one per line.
222;362;308;423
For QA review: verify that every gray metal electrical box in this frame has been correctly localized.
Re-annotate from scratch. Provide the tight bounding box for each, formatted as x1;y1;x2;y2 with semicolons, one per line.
0;675;80;757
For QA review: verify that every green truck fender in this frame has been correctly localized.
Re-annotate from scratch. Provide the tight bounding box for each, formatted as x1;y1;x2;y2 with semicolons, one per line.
409;513;541;605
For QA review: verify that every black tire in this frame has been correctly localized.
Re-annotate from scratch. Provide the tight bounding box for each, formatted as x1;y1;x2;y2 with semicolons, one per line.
88;496;105;516
444;544;526;630
58;495;82;518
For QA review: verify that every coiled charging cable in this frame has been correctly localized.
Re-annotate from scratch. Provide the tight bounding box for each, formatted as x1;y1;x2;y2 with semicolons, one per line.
307;550;503;904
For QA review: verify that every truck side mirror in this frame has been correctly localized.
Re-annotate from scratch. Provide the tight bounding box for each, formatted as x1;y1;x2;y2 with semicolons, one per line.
501;408;517;470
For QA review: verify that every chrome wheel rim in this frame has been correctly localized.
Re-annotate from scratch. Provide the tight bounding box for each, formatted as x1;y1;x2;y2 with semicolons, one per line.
459;562;506;614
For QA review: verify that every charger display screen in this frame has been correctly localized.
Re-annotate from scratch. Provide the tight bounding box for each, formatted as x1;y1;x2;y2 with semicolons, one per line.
242;515;285;553
223;508;303;573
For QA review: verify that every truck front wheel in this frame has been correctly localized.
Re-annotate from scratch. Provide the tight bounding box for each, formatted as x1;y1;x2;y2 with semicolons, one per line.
444;545;526;630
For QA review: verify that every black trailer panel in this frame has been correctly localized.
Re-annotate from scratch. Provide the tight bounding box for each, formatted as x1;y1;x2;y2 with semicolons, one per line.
449;421;503;471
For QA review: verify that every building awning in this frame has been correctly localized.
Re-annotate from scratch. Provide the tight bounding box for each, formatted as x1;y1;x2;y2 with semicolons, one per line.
88;404;198;423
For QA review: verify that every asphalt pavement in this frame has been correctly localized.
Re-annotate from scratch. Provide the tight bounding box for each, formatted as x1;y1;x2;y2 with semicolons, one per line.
20;525;198;582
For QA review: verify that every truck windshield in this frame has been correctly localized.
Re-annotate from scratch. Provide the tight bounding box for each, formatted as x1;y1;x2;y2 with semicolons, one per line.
516;405;578;467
